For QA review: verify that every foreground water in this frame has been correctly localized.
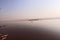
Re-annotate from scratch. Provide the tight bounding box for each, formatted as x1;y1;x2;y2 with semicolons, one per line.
0;20;60;40
0;20;60;33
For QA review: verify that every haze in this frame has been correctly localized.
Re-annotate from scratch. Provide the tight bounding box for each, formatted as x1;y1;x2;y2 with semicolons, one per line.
0;0;60;21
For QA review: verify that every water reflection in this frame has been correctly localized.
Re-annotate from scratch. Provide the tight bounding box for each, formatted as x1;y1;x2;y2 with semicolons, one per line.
0;20;60;40
0;25;8;40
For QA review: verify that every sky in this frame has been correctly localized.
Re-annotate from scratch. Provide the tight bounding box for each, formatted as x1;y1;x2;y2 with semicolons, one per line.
0;0;60;33
0;0;60;20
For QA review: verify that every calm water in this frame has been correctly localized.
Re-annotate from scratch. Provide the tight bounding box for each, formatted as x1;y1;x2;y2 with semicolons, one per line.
0;20;60;34
0;20;60;40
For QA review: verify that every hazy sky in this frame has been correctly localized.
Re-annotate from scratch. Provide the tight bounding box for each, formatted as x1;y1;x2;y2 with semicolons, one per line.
0;0;60;20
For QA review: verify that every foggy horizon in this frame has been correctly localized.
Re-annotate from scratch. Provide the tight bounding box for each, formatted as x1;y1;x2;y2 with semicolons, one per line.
0;0;60;40
0;0;60;21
